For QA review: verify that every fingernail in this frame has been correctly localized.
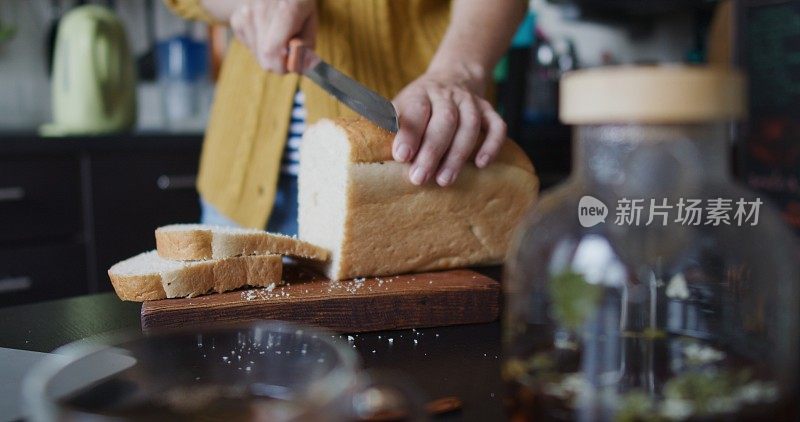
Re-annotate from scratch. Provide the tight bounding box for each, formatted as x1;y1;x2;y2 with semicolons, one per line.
437;169;454;186
476;153;490;168
395;144;411;162
410;167;427;185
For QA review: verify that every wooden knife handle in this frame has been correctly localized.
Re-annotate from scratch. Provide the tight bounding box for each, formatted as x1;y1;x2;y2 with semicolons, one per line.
287;38;306;73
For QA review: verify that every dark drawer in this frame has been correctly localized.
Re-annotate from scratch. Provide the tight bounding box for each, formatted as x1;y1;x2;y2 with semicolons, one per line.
0;242;87;307
91;151;200;289
0;156;82;243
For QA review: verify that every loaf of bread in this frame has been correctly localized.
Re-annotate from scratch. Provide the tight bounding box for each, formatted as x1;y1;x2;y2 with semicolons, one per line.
155;224;329;261
298;117;539;280
108;250;282;301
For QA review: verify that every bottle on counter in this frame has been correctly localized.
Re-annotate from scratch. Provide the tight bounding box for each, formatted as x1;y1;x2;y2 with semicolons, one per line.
156;22;212;132
522;31;560;124
503;66;799;421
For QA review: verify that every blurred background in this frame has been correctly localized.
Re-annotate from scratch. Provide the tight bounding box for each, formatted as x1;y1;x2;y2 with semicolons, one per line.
0;0;717;136
0;0;797;305
0;0;215;132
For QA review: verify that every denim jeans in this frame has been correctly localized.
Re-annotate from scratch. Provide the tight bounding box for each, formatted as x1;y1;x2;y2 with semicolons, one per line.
200;173;299;236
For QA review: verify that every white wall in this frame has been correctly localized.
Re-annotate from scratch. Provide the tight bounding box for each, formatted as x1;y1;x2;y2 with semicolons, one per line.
0;1;52;130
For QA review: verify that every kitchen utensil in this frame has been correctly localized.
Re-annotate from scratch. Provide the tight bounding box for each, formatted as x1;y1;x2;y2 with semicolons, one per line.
23;321;425;421
45;0;63;74
40;4;136;136
46;0;88;75
141;264;499;331
287;39;398;133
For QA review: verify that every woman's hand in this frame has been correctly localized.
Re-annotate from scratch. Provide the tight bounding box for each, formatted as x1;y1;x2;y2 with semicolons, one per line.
229;0;317;73
392;67;507;187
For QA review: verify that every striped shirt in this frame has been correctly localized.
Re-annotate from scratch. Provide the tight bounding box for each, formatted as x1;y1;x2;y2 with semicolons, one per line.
281;90;306;176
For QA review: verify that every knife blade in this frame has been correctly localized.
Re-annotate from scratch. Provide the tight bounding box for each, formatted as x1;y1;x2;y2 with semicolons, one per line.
287;39;399;133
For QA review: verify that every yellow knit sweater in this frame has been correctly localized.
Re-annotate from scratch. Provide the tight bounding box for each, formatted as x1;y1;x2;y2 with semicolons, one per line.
165;0;451;228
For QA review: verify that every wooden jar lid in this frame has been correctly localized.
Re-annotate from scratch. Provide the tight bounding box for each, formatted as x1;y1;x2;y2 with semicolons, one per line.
559;66;744;124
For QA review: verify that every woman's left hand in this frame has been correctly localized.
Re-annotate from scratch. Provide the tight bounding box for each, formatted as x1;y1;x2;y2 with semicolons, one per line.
392;69;507;187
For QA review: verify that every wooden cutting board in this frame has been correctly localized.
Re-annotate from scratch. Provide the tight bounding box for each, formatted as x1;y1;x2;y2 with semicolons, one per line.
141;265;500;332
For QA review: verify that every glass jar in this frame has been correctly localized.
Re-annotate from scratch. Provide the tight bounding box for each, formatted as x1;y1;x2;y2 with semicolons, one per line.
503;67;799;421
24;322;423;421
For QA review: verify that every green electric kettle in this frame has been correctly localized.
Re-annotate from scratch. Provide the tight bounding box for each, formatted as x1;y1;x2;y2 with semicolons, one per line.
41;5;136;136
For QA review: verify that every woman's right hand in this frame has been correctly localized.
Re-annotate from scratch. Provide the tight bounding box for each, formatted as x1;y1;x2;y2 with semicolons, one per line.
229;0;317;74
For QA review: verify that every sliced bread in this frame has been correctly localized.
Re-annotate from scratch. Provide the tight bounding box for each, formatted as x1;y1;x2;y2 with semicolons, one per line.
108;250;282;301
298;117;539;281
155;224;329;261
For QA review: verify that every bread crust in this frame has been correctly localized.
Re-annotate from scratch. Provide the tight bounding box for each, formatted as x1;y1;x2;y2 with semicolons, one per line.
333;161;538;279
334;117;534;173
154;228;213;261
108;273;166;302
299;117;540;280
155;225;329;261
108;252;283;302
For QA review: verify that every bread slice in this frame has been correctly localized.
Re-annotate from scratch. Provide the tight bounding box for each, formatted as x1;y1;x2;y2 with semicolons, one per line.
298;117;539;280
155;224;329;261
108;250;282;301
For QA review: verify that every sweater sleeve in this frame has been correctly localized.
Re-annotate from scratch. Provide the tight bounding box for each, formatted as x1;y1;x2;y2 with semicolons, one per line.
163;0;219;23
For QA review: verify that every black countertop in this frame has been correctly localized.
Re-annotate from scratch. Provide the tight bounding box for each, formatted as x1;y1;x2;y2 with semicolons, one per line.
0;293;507;421
0;132;204;155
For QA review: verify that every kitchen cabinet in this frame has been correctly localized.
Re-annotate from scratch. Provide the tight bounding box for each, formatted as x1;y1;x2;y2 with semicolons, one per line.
0;242;86;307
0;155;82;243
0;134;202;305
90;151;200;291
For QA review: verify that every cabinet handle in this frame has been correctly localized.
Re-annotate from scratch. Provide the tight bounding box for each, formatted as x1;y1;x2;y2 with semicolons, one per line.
0;187;25;202
156;175;196;191
0;276;32;294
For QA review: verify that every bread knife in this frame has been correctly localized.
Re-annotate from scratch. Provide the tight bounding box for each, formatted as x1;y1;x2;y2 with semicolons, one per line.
287;39;399;133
